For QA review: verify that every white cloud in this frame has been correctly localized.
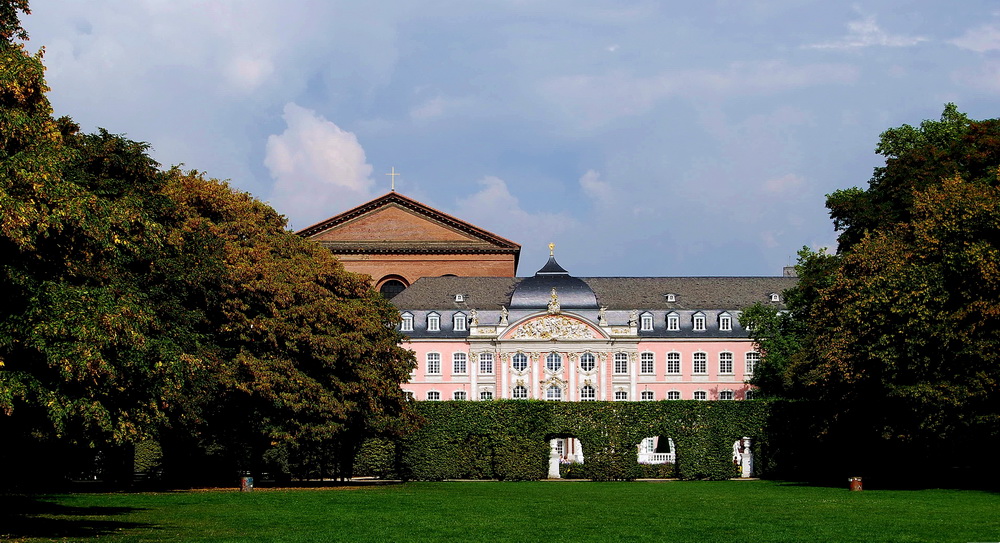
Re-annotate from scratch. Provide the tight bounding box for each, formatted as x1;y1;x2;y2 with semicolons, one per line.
452;176;580;265
225;55;275;91
265;103;375;228
805;15;927;50
950;25;1000;52
538;61;857;131
578;169;614;205
763;173;805;194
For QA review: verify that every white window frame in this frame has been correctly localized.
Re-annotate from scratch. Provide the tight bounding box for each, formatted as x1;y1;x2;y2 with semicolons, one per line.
693;352;707;374
614;352;629;375
480;390;493;401
614;390;628;401
453;312;467;332
427;391;441;401
580;385;596;401
693;390;707;401
719;312;732;332
719;351;734;374
512;385;528;399
770;293;780;302
666;351;681;374
479;352;494;375
746;352;759;375
719;390;734;400
426;352;441;375
666;390;681;400
452;352;468;374
546;385;563;401
640;352;654;375
693;312;706;332
665;293;676;302
427;312;440;332
640;312;654;331
545;352;562;372
512;352;528;372
666;312;679;331
745;389;756;400
640;390;654;401
580;352;596;372
400;312;413;332
453;390;467;401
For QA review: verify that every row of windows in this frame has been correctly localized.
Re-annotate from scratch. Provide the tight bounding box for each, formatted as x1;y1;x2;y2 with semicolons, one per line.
423;351;760;375
414;387;755;401
401;311;744;332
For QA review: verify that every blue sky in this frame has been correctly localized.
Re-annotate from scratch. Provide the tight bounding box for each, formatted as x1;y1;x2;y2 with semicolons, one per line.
23;1;1000;276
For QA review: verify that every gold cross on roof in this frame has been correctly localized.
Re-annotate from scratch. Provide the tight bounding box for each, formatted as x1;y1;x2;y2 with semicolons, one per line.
386;167;400;191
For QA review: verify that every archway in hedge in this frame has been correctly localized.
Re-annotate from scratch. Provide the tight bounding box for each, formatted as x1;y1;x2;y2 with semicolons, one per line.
543;433;584;479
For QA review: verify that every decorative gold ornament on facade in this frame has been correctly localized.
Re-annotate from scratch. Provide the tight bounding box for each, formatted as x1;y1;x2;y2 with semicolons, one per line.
511;316;594;340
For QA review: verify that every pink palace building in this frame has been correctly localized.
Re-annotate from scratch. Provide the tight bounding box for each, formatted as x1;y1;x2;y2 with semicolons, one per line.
391;247;796;405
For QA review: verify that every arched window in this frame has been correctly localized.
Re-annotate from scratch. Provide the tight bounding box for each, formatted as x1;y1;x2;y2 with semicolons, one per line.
427;312;440;332
427;391;441;401
693;352;707;374
580;385;596;401
379;279;406;299
614;390;628;401
745;389;757;400
666;352;681;374
719;352;733;374
640;390;654;401
426;352;441;375
546;352;562;372
453;312;467;331
480;390;494;401
580;352;596;372
512;352;528;372
452;352;467;374
666;390;681;400
512;385;528;399
453;390;467;400
640;352;654;374
400;312;413;332
693;390;707;401
746;352;760;375
719;390;734;400
546;385;563;401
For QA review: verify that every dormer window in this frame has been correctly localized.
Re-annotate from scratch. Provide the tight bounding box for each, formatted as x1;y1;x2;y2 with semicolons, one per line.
455;294;465;303
693;312;706;331
666;312;680;331
769;293;780;302
665;293;676;302
719;312;732;332
453;312;467;331
400;312;413;332
640;312;654;331
427;312;440;332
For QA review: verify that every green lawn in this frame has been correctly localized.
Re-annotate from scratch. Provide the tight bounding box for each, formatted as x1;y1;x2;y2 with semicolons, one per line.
3;480;999;542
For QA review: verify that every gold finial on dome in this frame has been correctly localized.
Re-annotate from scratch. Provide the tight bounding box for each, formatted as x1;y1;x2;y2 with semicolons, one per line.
549;242;555;256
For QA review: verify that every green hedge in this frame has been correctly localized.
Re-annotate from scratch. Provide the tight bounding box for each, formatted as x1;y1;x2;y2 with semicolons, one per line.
356;400;776;481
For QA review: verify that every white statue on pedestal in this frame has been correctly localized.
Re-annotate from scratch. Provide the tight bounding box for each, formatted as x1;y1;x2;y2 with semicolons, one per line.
548;439;561;479
732;437;753;478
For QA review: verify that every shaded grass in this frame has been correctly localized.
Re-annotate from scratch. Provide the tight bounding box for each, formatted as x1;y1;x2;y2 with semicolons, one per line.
3;480;1000;542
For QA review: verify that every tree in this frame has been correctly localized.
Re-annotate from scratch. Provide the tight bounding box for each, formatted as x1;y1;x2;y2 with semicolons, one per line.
746;106;1000;483
155;171;417;482
2;2;417;486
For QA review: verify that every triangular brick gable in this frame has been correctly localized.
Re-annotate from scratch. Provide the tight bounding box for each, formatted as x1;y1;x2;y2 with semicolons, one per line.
298;192;520;266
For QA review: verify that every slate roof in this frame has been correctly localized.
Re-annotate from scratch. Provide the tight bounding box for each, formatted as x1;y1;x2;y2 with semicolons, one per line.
391;275;797;311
